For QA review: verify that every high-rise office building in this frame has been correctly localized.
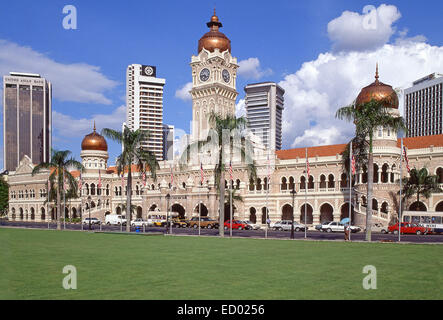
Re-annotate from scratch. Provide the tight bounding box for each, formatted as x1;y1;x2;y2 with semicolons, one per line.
126;64;165;160
3;72;51;171
405;73;443;137
162;124;174;161
244;82;285;150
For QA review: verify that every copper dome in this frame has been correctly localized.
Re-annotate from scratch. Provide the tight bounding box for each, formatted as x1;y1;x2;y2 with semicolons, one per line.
355;65;399;109
81;122;108;152
198;10;231;54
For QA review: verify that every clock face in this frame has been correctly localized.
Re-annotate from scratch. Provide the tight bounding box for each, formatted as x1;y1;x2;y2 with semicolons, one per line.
222;69;230;83
144;66;154;76
200;68;210;82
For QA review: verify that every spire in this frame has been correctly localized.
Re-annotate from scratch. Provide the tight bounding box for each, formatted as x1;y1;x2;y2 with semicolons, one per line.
93;121;96;132
375;63;379;83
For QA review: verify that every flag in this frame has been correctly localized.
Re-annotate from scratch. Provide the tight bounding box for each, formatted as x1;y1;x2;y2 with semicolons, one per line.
98;170;102;188
200;162;204;185
403;146;410;173
306;156;310;177
142;172;146;187
351;154;356;175
229;161;233;182
78;172;82;191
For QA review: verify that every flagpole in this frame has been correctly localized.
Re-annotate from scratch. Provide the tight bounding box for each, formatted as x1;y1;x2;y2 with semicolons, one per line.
349;141;353;241
265;150;269;239
199;161;202;237
63;170;66;230
399;138;403;242
47;179;50;230
305;148;308;239
229;160;233;238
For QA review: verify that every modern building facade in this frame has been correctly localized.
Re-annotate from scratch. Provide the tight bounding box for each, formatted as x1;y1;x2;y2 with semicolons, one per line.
244;82;284;150
3;72;51;172
404;73;443;137
162;124;174;161
126;64;165;160
6;12;443;227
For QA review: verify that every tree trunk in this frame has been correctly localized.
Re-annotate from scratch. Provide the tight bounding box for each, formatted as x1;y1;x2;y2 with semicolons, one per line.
57;172;61;230
219;170;225;237
126;168;132;233
366;151;373;242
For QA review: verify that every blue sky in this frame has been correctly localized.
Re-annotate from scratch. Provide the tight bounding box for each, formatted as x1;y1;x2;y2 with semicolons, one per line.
1;0;443;169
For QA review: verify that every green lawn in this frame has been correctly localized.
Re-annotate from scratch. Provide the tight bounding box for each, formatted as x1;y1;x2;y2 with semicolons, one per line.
1;228;442;300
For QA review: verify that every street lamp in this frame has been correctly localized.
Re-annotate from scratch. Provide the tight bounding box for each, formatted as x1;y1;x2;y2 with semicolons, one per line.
165;193;171;235
290;188;297;239
87;196;92;231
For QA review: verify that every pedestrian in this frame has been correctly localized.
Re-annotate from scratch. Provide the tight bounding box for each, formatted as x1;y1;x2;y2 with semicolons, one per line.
344;223;349;241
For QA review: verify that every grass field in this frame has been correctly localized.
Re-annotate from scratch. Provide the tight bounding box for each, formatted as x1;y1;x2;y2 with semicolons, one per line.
1;228;442;300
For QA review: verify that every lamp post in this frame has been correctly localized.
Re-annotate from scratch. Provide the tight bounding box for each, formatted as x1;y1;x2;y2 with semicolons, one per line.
165;193;171;235
290;188;297;239
87;196;92;231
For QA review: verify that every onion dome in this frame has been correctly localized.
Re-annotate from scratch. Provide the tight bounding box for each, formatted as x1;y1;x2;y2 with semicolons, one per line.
355;64;399;109
198;9;231;54
81;122;108;152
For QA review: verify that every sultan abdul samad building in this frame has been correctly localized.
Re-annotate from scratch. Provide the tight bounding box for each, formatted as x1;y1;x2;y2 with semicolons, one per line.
6;12;443;225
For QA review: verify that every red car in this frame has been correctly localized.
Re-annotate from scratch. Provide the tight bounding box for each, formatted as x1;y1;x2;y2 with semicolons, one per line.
388;222;431;235
224;220;250;230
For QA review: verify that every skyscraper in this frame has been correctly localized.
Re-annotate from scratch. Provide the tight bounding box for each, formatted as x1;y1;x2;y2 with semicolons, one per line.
244;82;285;151
162;124;174;161
3;72;51;171
126;64;165;160
405;73;443;137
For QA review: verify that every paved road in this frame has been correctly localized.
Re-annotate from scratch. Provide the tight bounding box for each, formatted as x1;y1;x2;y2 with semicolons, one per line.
1;220;443;243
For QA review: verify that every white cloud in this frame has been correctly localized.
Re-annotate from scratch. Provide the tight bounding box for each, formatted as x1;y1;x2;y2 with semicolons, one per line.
238;57;272;80
235;99;246;118
0;39;117;105
53;105;126;137
327;4;401;52
280;41;443;149
175;82;193;101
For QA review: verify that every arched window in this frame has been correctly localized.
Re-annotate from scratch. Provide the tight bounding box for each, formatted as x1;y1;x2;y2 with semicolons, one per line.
437;167;443;184
340;173;348;188
289;177;295;191
281;177;287;191
256;178;262;191
381;164;389;183
249;178;255;191
90;183;96;196
300;176;306;190
319;175;326;189
236;179;240;190
328;174;335;188
308;176;314;189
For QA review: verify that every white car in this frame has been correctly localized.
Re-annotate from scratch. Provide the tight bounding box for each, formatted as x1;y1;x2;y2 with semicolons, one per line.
321;222;360;233
244;220;261;230
271;220;307;232
105;214;127;226
131;219;147;227
82;217;101;225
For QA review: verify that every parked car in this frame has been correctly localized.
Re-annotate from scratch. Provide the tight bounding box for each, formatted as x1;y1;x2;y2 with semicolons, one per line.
364;222;388;234
170;218;188;228
82;217;101;225
224;220;250;230
388;222;431;235
315;221;332;231
271;220;307;232
321;222;360;233
244;220;261;230
187;217;219;229
105;214;127;226
130;218;147;227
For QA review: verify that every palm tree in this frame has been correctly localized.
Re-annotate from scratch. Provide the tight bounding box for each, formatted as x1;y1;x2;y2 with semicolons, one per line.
32;149;83;230
102;126;159;232
400;167;442;212
336;99;406;241
180;112;256;237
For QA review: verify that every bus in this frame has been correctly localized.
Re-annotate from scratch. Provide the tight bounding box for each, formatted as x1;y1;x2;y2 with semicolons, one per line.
402;211;443;234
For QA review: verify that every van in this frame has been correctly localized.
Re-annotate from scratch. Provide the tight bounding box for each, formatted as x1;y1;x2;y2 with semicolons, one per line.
105;214;127;226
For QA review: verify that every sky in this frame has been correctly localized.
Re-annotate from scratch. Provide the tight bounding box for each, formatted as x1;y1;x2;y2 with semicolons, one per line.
1;0;443;169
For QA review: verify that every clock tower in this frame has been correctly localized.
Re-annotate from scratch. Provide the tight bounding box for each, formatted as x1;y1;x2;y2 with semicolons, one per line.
190;10;239;141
